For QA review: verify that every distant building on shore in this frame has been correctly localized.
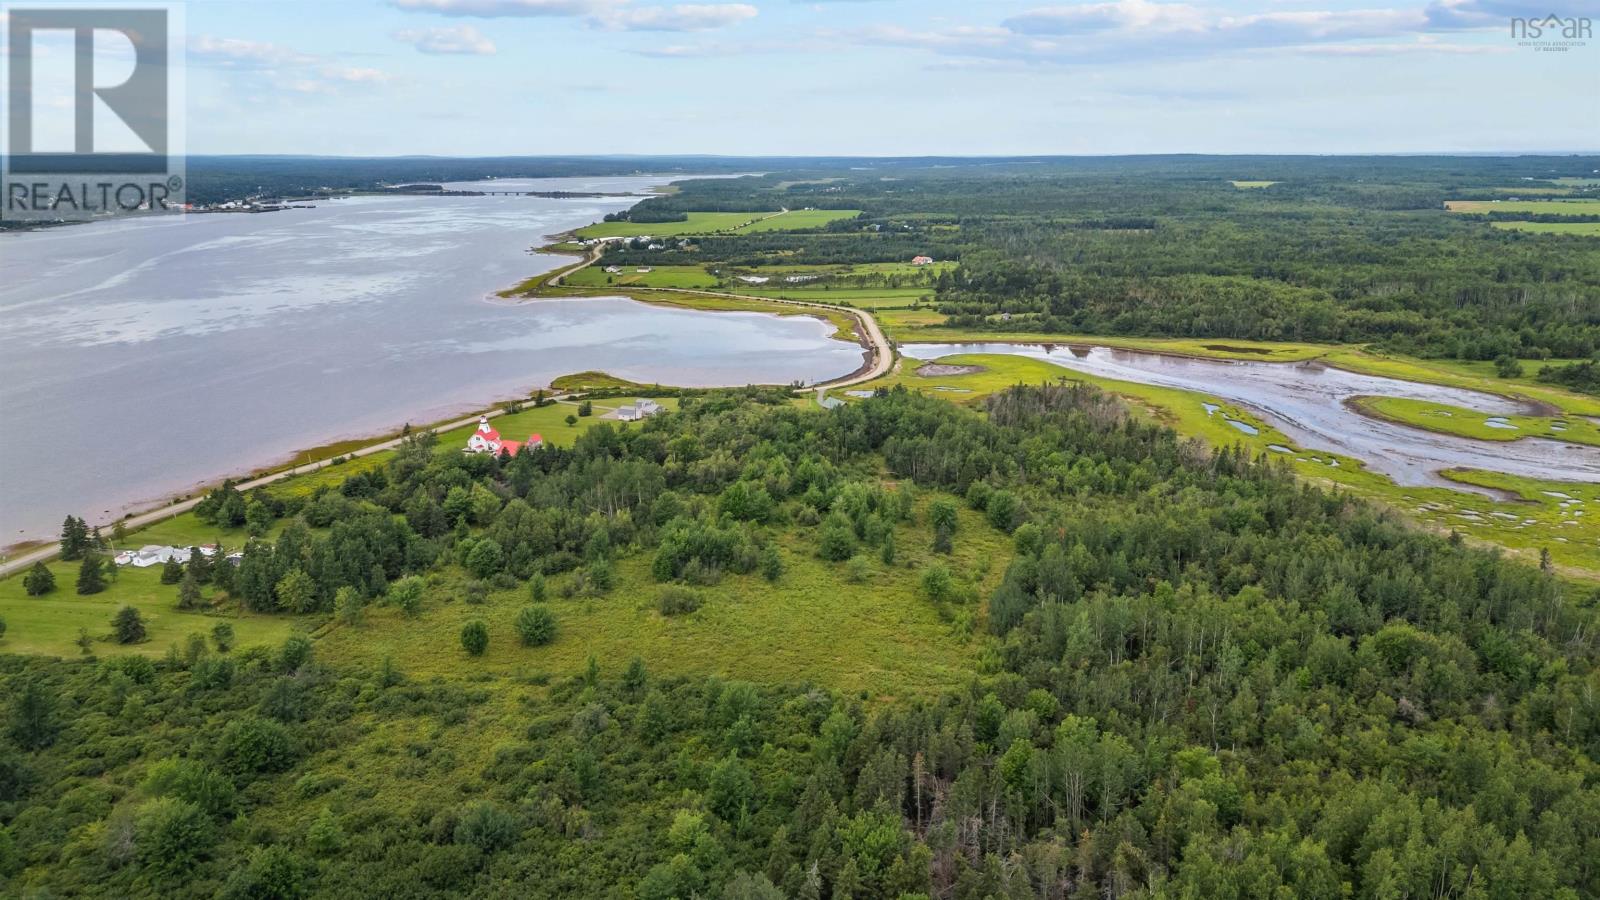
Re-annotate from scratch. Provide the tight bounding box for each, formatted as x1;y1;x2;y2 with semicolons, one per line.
465;416;542;456
617;399;663;422
912;255;935;266
115;544;218;567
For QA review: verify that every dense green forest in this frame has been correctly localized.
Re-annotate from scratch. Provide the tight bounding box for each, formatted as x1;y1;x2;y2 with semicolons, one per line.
4;386;1597;898
602;157;1600;360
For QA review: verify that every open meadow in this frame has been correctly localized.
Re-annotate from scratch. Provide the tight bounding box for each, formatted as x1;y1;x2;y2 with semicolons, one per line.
313;495;1001;698
1490;221;1600;235
572;208;860;239
1445;198;1600;215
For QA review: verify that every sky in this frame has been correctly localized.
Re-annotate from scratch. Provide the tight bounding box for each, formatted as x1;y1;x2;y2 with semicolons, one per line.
9;0;1600;155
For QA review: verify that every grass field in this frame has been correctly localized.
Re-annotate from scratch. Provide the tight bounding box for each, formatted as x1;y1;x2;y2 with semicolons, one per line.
734;208;860;232
564;261;947;300
573;212;773;239
850;352;1600;580
1445;199;1600;215
1491;221;1600;236
0;522;303;658
304;494;1004;698
571;208;861;239
1351;396;1600;447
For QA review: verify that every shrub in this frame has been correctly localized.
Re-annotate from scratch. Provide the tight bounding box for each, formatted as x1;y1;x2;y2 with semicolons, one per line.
818;514;856;561
461;620;489;656
142;758;237;819
921;565;955;603
759;544;784;582
211;622;235;653
587;558;616;592
220;845;311;900
306;807;344;856
278;635;313;672
335;586;364;626
455;801;518;853
845;556;872;583
23;562;55;596
178;572;204;610
389;576;425;617
657;586;703;616
220;717;295;776
515;606;557;646
135;798;215;881
76;553;107;595
985;489;1022;533
112;606;147;644
466;539;504;578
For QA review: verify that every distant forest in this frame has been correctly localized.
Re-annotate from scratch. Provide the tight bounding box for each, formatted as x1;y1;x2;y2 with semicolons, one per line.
608;155;1600;362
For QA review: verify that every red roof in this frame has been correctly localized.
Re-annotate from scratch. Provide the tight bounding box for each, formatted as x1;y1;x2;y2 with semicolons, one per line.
528;433;542;445
500;440;522;455
477;427;501;442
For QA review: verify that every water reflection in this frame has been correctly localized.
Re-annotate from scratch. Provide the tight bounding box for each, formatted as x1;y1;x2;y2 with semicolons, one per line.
0;179;862;542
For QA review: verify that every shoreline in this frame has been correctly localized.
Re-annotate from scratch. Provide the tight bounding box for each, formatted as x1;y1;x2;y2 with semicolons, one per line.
0;386;553;561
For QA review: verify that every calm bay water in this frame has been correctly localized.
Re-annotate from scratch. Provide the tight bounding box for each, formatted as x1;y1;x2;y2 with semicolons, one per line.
0;176;863;544
904;343;1600;490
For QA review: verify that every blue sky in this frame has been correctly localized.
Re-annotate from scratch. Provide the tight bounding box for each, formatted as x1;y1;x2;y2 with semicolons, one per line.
103;0;1600;154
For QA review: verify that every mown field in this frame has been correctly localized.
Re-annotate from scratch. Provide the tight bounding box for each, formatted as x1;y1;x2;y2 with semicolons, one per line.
572;208;859;239
1445;198;1600;214
733;208;860;232
572;212;770;238
563;260;948;303
1491;221;1600;235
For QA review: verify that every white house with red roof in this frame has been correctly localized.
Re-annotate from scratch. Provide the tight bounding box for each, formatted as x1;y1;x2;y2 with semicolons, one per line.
466;416;542;456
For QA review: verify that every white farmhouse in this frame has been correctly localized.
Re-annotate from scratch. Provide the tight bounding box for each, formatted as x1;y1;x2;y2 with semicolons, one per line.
617;399;663;422
465;416;542;456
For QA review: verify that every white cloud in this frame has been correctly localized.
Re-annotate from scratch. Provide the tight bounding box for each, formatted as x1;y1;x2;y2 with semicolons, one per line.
394;24;499;54
319;66;395;84
1297;39;1507;54
593;3;758;30
391;0;605;15
1005;0;1208;35
188;35;317;68
840;0;1520;64
391;0;758;31
1425;0;1600;29
187;35;393;96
